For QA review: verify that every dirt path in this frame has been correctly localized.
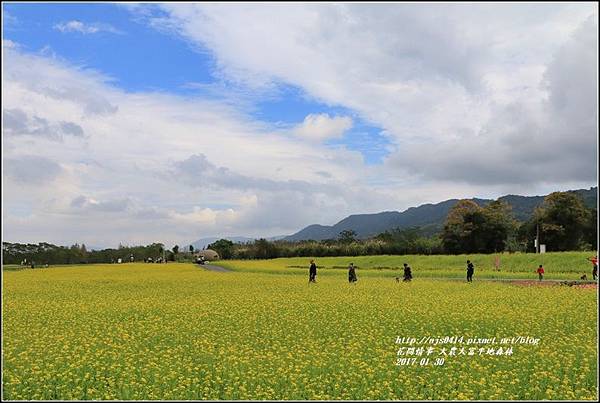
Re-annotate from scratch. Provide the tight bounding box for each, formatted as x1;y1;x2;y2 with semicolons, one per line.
198;263;231;272
423;277;597;287
507;279;597;288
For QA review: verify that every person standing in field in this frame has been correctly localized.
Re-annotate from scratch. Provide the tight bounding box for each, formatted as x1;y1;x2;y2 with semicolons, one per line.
587;255;597;280
348;262;357;284
466;260;474;282
403;263;412;282
536;264;545;281
309;260;317;283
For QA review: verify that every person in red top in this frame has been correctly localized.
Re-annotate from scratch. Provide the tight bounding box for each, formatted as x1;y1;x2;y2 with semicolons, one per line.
587;256;598;280
536;265;545;281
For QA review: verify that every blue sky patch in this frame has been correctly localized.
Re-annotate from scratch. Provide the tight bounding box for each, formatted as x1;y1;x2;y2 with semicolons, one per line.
3;2;391;163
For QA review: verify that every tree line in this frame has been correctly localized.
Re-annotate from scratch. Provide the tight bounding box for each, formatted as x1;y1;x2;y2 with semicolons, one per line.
1;242;186;266
442;191;596;254
3;191;596;265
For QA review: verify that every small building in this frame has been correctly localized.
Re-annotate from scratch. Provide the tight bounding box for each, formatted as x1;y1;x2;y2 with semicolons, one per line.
195;249;220;261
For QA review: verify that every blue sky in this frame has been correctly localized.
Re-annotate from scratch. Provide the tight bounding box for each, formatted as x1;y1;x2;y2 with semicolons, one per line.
3;2;391;164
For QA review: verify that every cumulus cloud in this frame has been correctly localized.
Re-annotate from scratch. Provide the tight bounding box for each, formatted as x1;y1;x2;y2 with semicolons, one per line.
3;108;85;141
3;39;19;49
172;153;346;195
2;48;119;117
70;195;133;213
291;113;352;142
137;3;597;186
386;14;598;185
4;156;63;185
2;42;389;246
54;20;123;35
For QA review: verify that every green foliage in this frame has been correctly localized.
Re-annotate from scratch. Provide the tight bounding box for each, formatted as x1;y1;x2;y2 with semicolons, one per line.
582;208;597;250
224;234;443;260
442;200;516;254
252;238;279;259
208;239;235;259
479;200;517;252
521;191;593;252
2;242;166;265
338;229;357;244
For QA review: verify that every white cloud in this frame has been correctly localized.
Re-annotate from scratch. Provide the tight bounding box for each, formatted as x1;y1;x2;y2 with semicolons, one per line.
138;3;597;185
291;113;352;142
2;43;393;247
53;20;123;35
2;39;19;49
4;156;64;185
385;13;598;186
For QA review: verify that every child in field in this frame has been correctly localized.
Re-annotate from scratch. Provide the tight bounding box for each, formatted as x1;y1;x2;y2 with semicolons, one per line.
536;265;544;281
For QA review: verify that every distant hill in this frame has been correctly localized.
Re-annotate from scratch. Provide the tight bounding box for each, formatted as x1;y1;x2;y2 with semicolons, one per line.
284;187;597;242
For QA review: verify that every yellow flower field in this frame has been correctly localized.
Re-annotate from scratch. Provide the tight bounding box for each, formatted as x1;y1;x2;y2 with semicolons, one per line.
2;262;598;400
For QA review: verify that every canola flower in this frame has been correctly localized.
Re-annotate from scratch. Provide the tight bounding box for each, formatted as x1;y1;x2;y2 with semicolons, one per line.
2;261;597;400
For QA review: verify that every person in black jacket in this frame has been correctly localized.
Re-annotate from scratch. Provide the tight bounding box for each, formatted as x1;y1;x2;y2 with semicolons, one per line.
309;260;317;283
466;260;474;282
403;263;412;282
348;263;357;284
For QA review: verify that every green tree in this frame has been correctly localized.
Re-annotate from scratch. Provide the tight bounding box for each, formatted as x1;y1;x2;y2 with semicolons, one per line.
167;250;175;261
253;238;278;259
442;200;515;254
531;192;591;251
375;227;422;254
172;245;179;255
338;229;357;244
442;200;482;254
582;208;597;250
208;239;235;259
480;200;516;253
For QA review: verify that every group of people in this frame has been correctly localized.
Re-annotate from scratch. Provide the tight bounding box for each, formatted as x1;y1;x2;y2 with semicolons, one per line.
21;259;49;269
308;261;413;284
536;255;597;282
308;256;599;284
310;260;361;284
